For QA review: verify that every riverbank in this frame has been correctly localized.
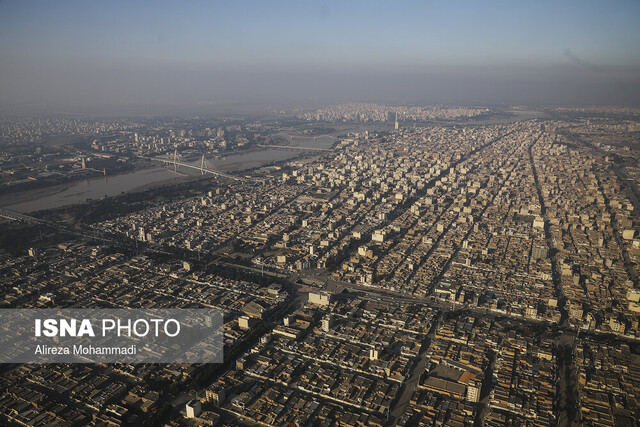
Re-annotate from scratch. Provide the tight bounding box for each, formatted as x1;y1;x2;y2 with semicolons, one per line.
1;167;186;213
0;181;76;208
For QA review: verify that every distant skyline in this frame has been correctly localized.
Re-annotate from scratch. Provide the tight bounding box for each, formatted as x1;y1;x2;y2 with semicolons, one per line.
1;0;640;113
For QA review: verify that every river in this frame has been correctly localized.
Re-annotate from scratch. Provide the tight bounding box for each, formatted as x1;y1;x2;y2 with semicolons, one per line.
1;134;338;213
1;113;545;213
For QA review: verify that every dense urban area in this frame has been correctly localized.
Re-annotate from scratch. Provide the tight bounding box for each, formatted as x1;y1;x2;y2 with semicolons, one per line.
1;104;640;426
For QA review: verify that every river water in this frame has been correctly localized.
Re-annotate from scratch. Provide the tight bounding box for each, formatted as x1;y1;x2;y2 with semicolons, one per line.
2;134;337;213
2;114;545;213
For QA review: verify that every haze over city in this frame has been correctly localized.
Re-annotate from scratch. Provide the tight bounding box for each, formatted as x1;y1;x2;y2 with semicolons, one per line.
2;0;640;115
2;2;640;426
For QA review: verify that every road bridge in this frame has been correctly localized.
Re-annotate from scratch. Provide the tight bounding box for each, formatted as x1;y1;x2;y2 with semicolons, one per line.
0;208;114;242
142;154;250;182
257;144;332;152
0;208;40;223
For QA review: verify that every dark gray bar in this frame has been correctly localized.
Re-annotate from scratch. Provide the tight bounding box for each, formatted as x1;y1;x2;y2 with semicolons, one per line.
0;309;223;363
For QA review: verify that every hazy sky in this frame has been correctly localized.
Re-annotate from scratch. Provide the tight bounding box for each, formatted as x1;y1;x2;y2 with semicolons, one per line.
1;0;640;113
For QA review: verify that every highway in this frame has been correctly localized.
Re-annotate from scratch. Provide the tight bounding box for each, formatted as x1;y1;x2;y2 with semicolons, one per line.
0;208;41;223
0;207;114;242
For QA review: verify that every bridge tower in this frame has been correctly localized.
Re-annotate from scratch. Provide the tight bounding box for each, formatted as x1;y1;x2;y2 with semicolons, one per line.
173;149;178;172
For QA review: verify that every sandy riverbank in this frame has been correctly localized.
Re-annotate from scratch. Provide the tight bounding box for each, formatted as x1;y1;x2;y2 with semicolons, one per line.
0;182;76;208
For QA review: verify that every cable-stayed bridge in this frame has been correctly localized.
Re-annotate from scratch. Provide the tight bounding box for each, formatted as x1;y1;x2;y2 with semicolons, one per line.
141;151;251;182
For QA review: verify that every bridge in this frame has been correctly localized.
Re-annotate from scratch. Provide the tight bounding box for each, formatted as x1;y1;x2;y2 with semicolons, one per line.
0;208;114;242
0;208;40;223
257;144;332;152
142;152;250;182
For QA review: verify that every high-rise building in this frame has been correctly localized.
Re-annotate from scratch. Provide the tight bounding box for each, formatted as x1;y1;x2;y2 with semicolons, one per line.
467;382;480;402
369;347;379;360
205;385;226;406
239;316;250;330
185;399;201;418
321;315;332;332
